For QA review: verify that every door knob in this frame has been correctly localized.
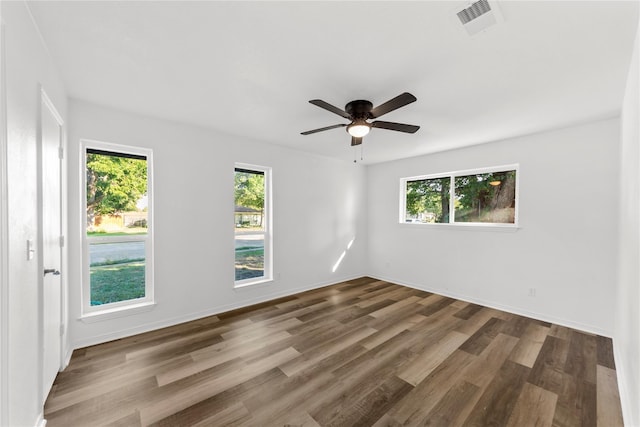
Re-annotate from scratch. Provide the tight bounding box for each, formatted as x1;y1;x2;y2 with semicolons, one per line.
44;268;60;276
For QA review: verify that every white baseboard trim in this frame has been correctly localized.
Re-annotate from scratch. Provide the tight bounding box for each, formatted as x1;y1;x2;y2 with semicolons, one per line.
613;340;637;427
62;346;73;370
368;274;611;337
35;412;46;427
71;273;364;351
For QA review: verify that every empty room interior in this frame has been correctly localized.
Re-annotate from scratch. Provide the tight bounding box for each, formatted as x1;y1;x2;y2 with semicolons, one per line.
2;1;640;426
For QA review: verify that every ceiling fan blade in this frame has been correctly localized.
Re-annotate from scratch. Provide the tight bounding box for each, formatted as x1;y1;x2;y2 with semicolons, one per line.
309;99;351;119
370;92;417;118
372;121;420;133
351;136;363;146
301;123;347;135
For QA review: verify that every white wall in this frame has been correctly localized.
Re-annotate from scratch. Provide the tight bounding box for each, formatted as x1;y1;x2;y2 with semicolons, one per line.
615;23;640;427
1;2;67;426
367;118;620;336
66;99;366;350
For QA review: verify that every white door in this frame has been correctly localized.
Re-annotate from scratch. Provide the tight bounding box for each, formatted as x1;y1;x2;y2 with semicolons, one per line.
40;92;63;403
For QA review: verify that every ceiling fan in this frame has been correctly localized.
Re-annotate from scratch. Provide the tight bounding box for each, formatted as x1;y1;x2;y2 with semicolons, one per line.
301;92;420;146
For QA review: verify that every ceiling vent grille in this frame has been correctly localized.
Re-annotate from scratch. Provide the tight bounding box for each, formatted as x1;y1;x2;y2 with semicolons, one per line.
457;0;492;25
456;0;503;36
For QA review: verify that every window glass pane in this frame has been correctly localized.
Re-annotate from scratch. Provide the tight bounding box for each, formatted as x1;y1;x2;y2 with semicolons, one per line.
234;169;265;232
405;177;451;223
86;151;148;235
235;235;264;281
89;241;145;306
454;170;516;223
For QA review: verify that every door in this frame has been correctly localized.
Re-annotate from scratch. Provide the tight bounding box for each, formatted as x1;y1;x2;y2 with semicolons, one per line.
40;91;63;402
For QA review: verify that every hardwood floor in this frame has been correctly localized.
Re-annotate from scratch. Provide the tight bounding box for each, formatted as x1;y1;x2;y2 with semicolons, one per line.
44;278;624;426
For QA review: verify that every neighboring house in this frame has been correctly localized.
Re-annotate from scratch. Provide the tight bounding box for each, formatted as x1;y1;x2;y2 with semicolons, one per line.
235;206;263;227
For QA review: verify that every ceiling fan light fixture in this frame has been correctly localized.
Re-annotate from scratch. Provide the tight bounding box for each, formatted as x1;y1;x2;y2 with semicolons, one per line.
347;122;370;137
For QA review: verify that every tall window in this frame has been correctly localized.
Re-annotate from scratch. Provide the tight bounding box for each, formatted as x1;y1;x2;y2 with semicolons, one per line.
401;165;518;227
234;164;271;286
82;141;153;314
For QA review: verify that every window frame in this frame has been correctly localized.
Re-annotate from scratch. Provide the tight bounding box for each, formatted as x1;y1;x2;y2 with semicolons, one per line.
234;163;272;288
400;164;519;228
80;139;154;318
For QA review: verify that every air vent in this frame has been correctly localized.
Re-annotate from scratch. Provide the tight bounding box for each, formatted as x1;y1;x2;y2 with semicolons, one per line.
457;0;491;25
456;0;503;36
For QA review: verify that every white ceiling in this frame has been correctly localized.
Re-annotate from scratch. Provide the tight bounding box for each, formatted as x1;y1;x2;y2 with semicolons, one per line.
28;1;639;164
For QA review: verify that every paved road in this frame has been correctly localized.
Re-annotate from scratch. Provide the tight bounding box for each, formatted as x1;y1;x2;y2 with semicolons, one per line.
235;235;264;249
90;237;262;264
90;241;145;264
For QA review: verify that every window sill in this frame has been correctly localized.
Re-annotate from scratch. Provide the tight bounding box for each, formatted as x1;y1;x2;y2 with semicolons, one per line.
399;222;520;232
80;301;156;323
234;278;273;290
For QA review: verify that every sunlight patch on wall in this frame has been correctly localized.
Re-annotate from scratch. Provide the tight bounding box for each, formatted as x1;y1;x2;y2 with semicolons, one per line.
332;237;355;273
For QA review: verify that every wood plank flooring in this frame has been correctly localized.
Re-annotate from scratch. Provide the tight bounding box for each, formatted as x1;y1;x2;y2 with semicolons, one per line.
44;278;624;426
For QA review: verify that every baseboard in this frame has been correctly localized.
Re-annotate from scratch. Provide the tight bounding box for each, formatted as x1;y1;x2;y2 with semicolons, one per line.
613;340;637;427
368;274;611;337
35;412;46;427
62;346;73;370
71;273;364;350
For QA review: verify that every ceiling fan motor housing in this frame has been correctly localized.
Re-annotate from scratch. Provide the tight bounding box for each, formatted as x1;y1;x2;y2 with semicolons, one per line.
345;100;374;120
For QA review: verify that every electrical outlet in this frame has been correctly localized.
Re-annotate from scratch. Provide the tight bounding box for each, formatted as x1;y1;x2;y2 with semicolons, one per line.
528;288;536;297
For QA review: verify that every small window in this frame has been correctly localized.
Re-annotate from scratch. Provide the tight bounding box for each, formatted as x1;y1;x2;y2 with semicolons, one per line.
401;165;518;227
234;164;271;286
82;141;153;314
454;170;517;223
405;176;450;223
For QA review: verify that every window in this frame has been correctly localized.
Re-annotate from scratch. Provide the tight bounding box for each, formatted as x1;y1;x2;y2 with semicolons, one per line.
234;164;271;286
82;141;153;315
401;165;518;227
405;176;451;223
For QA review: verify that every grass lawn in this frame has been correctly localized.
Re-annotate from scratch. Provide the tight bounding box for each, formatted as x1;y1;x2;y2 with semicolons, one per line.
235;248;264;281
90;261;145;305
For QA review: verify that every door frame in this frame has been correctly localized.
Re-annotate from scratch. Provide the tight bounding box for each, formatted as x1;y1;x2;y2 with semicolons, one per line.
0;16;9;427
37;87;66;407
